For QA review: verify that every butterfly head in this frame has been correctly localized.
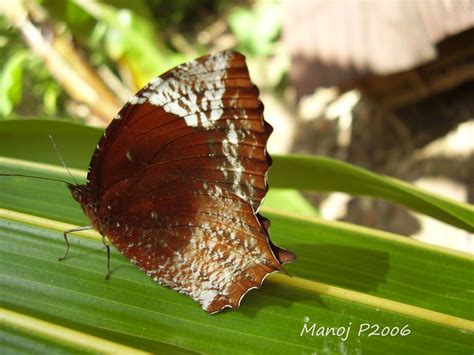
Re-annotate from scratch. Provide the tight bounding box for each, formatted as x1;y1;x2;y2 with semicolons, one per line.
68;183;102;231
67;183;88;206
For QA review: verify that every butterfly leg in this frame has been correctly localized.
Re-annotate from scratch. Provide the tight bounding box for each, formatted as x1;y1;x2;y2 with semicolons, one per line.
58;226;93;261
101;233;111;280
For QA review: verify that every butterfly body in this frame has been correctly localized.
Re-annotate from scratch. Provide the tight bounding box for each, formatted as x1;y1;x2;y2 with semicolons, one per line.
69;50;295;313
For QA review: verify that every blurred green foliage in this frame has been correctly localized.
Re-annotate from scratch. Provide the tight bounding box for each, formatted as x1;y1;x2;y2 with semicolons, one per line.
0;51;27;116
0;16;66;119
228;2;281;55
1;0;284;122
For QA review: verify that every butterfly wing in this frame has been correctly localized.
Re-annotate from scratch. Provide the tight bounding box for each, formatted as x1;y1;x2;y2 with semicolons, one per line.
101;180;283;313
83;51;295;313
87;51;269;211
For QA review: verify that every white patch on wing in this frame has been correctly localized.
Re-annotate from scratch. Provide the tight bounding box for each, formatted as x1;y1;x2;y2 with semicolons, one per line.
227;129;238;144
128;51;232;128
185;114;199;127
129;95;146;105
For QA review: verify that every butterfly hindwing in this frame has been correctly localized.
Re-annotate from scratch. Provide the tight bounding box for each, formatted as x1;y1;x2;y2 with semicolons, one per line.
101;179;283;313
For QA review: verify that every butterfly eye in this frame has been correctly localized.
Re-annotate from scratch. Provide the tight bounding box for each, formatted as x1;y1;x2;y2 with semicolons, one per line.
67;184;85;203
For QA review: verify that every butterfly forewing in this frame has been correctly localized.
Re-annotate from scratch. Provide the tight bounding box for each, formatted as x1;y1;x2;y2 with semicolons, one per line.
77;50;294;313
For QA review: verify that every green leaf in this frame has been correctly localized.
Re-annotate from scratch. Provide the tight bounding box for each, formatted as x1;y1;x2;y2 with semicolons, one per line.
262;189;320;216
75;1;185;87
269;156;474;233
42;0;96;38
228;4;281;55
1;119;473;354
0;119;100;169
0;51;27;117
0;120;471;231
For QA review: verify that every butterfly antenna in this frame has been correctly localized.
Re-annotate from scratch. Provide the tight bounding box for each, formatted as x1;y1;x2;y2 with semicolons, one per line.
0;173;71;184
48;134;78;185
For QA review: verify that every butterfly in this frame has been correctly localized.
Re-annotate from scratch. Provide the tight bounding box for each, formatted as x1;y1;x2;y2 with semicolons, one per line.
67;50;295;313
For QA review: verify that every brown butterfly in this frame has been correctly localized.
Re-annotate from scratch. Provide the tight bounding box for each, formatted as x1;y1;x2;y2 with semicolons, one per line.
64;51;295;313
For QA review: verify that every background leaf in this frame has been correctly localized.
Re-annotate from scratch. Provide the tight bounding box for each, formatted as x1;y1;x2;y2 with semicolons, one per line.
0;120;471;231
0;51;27;117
